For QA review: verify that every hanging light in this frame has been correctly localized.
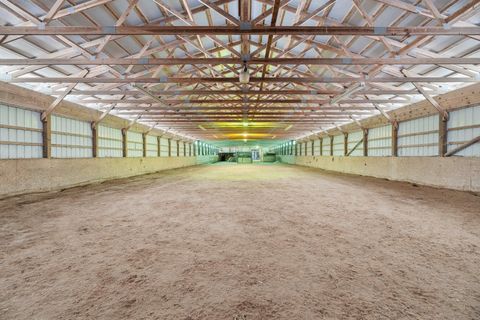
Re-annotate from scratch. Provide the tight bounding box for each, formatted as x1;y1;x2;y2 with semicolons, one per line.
239;61;250;84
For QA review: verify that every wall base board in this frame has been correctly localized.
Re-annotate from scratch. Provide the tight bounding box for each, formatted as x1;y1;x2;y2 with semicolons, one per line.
1;157;201;197
278;155;480;192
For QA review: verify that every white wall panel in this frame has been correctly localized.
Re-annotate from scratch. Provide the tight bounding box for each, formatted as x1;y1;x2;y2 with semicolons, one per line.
305;141;312;155
447;105;480;157
322;137;331;155
398;115;439;156
368;124;392;157
313;139;321;156
347;131;363;156
51;115;92;158
171;140;178;157
160;138;169;156
127;131;143;157
179;141;185;157
146;135;158;157
0;104;43;159
332;135;344;156
98;125;122;157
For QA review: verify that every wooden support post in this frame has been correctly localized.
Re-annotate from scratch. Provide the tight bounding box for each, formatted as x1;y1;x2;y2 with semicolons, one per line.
439;113;449;156
344;133;348;156
304;142;307;156
363;129;368;156
311;140;314;156
330;136;334;156
183;142;186;156
142;133;147;157
177;140;180;156
294;142;298;156
194;142;197;156
92;122;98;158
168;138;171;157
42;114;51;159
391;122;398;157
157;136;161;157
122;128;128;157
320;138;323;156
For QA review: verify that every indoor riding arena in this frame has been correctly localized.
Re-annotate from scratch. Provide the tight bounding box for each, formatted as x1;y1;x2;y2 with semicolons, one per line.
0;0;479;319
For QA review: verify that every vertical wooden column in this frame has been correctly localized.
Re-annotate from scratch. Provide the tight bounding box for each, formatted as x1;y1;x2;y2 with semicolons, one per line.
193;142;197;156
157;136;161;157
330;136;334;156
168;138;171;157
177;140;180;156
294;142;298;156
122;128;128;157
183;142;187;156
391;122;398;157
439;113;449;156
92;123;98;158
42;114;52;159
311;140;314;156
142;133;147;157
343;133;348;156
320;138;323;156
363;129;368;156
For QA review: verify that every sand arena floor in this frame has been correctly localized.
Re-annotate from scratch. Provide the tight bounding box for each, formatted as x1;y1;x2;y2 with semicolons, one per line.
1;163;479;319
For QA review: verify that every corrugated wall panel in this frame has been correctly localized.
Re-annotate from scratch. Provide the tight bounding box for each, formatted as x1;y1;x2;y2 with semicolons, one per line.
179;141;185;157
398;115;439;156
160;138;169;156
51;115;92;158
171;140;178;157
332;135;344;156
0;104;43;159
447;105;480;157
368;124;392;156
127;131;143;157
322;137;331;155
98;125;122;157
305;141;312;155
347;131;363;156
146;135;158;157
313;139;321;155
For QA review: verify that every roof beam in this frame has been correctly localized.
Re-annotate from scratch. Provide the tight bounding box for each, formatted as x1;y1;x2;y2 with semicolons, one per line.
49;89;422;96
1;26;479;35
7;76;477;84
83;98;405;104
2;57;478;66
